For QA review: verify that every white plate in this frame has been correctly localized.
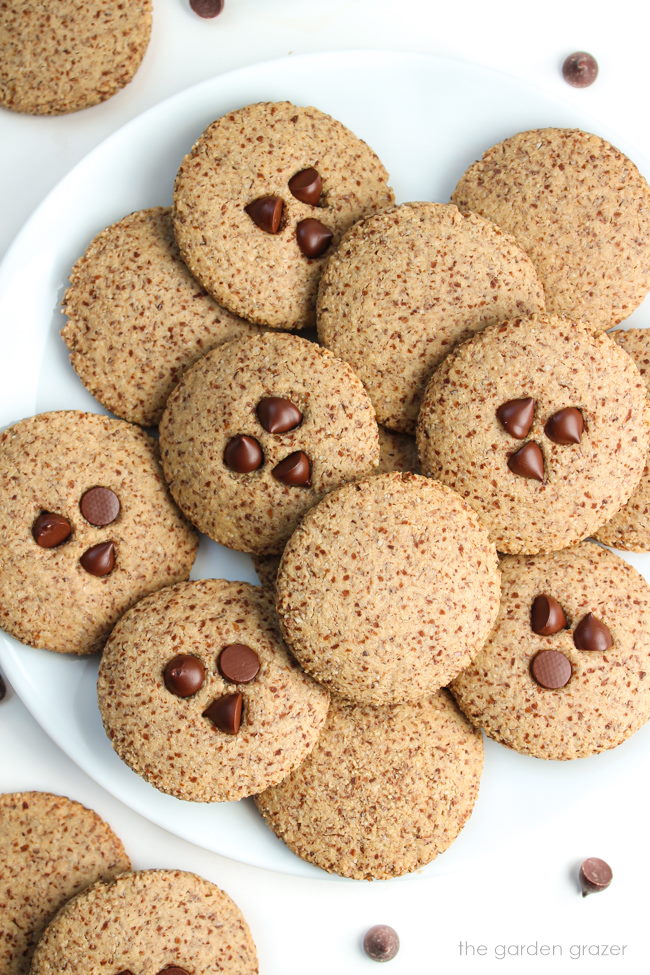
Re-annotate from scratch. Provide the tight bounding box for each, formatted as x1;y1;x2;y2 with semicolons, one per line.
1;50;650;880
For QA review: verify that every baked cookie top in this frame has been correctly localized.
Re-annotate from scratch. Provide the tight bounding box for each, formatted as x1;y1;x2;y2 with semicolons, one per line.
276;472;500;705
450;543;650;760
417;314;649;554
0;791;130;975
0;411;197;654
452;128;650;331
98;579;329;802
31;869;258;975
172;101;394;329
159;331;380;555
0;0;152;115
255;691;483;880
317;202;545;433
62;208;257;426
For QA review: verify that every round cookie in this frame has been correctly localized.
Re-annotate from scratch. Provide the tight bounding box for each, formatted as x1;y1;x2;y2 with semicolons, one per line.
0;0;152;116
0;411;197;655
0;791;130;975
255;691;483;880
317;202;545;433
452;128;650;331
98;579;329;802
417;314;649;555
62;208;258;426
275;472;500;705
172;101;394;329
450;542;650;760
31;869;258;975
159;331;380;555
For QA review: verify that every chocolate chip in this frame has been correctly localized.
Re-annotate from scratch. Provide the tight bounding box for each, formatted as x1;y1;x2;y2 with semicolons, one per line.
579;857;612;896
272;450;312;486
32;511;72;548
245;195;284;234
203;692;243;734
256;396;303;434
496;397;535;439
296;218;333;258
218;644;260;684
288;167;323;205
224;435;264;473
363;925;400;962
531;594;567;635
190;0;224;16
573;613;613;651
562;52;598;88
530;650;572;689
79;486;120;527
507;441;544;481
544;407;584;445
80;541;116;577
156;968;191;975
114;971;135;975
0;673;6;702
163;654;206;697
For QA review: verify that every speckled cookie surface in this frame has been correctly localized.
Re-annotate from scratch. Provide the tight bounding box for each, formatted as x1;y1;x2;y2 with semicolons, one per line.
0;0;152;115
98;579;329;802
452;128;650;331
276;472;500;705
0;791;130;975
317;202;545;433
173;101;394;329
417;314;649;555
31;869;258;975
62;208;257;426
255;691;483;880
450;543;650;760
159;331;380;555
0;411;197;654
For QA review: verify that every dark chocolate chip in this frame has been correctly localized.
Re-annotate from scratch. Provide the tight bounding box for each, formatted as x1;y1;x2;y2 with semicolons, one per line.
256;396;303;434
544;407;584;445
573;613;613;651
579;857;612;896
156;968;191;975
507;441;544;481
218;643;261;684
245;195;284;234
272;450;312;486
0;673;6;702
190;0;224;16
224;435;264;473
562;52;598;88
296;218;333;258
530;650;572;689
288;167;323;205
80;541;116;577
496;397;535;439
363;925;400;962
531;594;567;636
32;511;72;548
79;486;120;527
163;654;206;698
203;692;243;734
114;971;135;975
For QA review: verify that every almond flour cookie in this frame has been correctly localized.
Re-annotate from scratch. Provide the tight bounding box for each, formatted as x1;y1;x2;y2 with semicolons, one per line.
417;314;649;555
31;869;258;975
98;580;329;802
276;472;500;705
159;331;380;555
450;543;650;760
0;0;152;115
317;202;545;433
0;791;130;975
62;208;257;426
255;691;483;880
0;411;197;655
452;128;650;331
172;101;394;329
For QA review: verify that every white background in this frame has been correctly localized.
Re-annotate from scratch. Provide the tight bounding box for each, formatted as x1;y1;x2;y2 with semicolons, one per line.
2;1;650;972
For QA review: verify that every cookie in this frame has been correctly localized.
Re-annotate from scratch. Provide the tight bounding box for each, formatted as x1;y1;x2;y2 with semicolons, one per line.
0;791;130;975
98;579;329;802
251;553;281;592
0;411;197;654
317;202;545;433
172;101;394;329
275;472;500;705
255;691;483;880
0;0;152;116
31;869;258;975
62;208;257;426
159;331;380;555
450;542;650;760
417;314;649;555
452;128;650;331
